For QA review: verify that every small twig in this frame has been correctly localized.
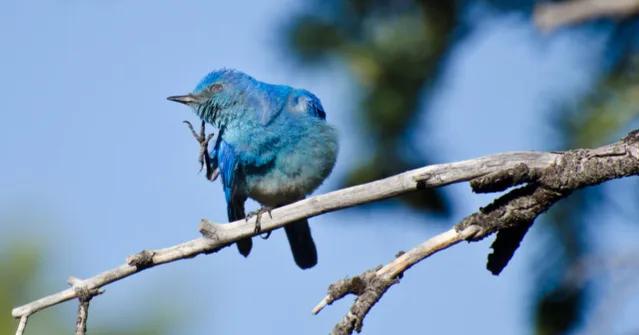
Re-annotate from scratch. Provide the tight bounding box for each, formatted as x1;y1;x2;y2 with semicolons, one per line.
75;299;90;335
312;297;331;315
15;316;28;335
313;226;481;314
534;0;639;32
67;276;101;335
376;225;482;279
313;226;481;334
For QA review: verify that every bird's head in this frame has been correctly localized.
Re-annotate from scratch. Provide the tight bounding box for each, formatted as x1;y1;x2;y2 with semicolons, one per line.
167;69;255;124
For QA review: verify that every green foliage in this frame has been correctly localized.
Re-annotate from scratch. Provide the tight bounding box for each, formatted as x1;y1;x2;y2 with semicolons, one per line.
0;241;55;335
0;238;178;334
568;55;639;147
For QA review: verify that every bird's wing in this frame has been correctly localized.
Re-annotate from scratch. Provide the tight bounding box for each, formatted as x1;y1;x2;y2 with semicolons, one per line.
255;85;290;126
217;140;246;221
290;90;326;120
216;138;252;256
208;131;224;176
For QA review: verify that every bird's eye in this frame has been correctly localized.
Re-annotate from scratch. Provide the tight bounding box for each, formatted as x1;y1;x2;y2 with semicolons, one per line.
208;84;223;93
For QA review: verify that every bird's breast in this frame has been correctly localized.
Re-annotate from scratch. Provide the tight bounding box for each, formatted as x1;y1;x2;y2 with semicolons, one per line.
243;122;338;206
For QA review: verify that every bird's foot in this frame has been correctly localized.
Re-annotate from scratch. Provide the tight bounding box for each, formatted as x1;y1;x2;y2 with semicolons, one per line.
183;120;218;181
245;206;273;238
260;231;272;240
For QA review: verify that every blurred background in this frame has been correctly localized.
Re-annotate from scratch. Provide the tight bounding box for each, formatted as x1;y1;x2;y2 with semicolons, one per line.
2;0;639;334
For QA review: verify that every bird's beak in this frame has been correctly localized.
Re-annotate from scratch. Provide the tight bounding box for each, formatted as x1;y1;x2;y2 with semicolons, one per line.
167;94;198;105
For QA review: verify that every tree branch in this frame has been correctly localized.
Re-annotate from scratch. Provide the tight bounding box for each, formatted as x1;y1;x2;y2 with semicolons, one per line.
534;0;639;32
67;276;100;335
312;225;482;334
11;130;639;335
314;130;639;334
75;299;90;335
15;316;27;335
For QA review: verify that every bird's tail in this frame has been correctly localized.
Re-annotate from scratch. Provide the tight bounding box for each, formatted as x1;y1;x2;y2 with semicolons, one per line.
236;237;252;257
284;219;317;269
228;200;252;257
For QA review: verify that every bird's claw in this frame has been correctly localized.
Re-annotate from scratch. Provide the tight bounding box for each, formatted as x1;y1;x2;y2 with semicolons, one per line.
260;231;272;240
183;120;217;181
245;206;273;236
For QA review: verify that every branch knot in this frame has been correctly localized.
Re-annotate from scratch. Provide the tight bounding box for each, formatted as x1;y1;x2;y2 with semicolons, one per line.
198;219;222;240
624;129;639;144
126;250;156;269
67;277;103;302
470;163;538;193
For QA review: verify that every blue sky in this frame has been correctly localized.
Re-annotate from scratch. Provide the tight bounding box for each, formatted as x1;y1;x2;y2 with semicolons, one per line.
1;1;636;334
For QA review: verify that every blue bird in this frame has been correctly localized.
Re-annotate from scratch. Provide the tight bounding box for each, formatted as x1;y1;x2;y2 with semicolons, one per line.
168;69;338;269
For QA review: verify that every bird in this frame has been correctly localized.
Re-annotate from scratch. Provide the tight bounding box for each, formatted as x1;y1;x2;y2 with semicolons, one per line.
167;69;338;269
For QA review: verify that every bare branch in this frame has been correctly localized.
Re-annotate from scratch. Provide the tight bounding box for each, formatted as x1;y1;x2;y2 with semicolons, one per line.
316;130;639;334
311;225;481;321
534;0;639;32
15;316;27;335
11;130;639;335
66;276;101;335
11;151;560;319
75;299;90;335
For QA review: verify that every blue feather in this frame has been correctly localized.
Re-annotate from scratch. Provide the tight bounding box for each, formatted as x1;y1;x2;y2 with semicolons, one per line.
173;69;338;268
217;140;240;205
295;89;326;119
216;139;252;256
